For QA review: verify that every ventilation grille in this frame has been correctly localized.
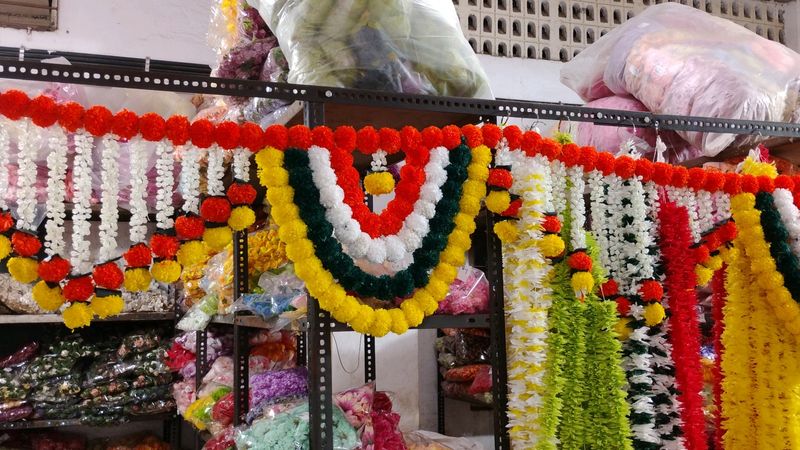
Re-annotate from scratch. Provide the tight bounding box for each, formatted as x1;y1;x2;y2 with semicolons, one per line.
454;0;784;61
0;0;57;32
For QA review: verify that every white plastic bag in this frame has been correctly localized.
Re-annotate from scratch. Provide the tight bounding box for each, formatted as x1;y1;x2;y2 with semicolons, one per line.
246;0;492;98
561;3;800;156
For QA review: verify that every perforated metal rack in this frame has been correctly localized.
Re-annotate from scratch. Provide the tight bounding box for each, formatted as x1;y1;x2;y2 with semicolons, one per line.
3;49;800;450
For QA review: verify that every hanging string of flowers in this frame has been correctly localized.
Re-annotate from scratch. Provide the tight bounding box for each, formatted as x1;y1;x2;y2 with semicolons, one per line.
123;131;153;293
199;120;234;252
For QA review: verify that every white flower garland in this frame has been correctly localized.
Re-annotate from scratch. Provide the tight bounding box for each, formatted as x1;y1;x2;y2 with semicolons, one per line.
232;147;251;182
588;170;611;271
696;190;715;235
179;145;203;214
43;128;69;257
0;120;10;211
370;149;388;172
550;160;567;220
497;145;556;448
206;145;225;196
15;121;39;231
713;191;731;224
97;136;120;262
604;173;626;285
566;166;586;250
307;145;449;268
773;188;800;258
643;181;685;448
70;132;94;273
667;187;701;243
128;139;149;243
154;141;175;229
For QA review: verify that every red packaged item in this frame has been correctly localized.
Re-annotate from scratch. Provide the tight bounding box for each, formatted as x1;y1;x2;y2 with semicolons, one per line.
31;432;86;450
444;364;489;383
203;427;235;450
468;366;493;395
211;392;234;427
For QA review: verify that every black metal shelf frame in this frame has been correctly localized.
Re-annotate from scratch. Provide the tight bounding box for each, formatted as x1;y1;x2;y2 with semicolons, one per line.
1;48;796;450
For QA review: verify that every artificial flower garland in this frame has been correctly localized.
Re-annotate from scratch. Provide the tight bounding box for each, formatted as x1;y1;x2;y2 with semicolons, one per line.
657;199;706;450
772;186;800;258
255;125;491;335
307;145;450;269
280;141;470;302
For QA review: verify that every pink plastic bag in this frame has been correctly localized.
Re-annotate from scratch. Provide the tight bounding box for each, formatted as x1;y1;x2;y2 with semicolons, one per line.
436;266;489;315
561;3;800;157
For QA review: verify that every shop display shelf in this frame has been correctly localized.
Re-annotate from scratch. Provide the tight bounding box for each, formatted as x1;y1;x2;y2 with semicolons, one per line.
0;312;175;324
209;312;490;331
0;411;178;430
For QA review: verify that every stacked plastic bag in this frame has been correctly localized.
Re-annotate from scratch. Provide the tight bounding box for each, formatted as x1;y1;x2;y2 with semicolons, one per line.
435;329;493;406
246;0;492;98
0;330;174;425
561;3;800;160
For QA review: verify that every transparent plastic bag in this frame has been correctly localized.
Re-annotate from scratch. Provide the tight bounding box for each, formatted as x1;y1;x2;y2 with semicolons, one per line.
204;426;236;450
468;366;492;395
29;374;82;403
235;402;358;450
0;342;39;369
0;404;33;422
124;399;176;416
561;2;800;156
436;266;489;315
249;367;308;412
32;401;81;420
116;331;161;359
177;294;220;331
247;0;492;98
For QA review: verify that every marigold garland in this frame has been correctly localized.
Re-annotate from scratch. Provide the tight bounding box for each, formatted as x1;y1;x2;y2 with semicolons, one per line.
256;143;490;335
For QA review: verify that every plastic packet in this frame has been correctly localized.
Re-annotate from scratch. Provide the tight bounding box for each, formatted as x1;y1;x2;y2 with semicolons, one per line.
202;356;235;390
32;401;81;420
116;332;161;359
453;332;490;366
468;366;492;395
177;294;220;331
173;379;196;416
0;400;28;411
88;433;169;450
0;342;39;369
211;392;235;427
560;2;800;157
440;381;492;406
184;388;231;431
436;266;489;315
124;399;176;416
444;364;488;383
403;430;485;450
80;405;125;426
370;392;406;450
80;380;131;399
231;292;301;320
334;382;375;429
245;395;306;424
0;404;33;422
0;367;27;401
204;426;236;450
247;0;492;99
19;354;78;385
29;374;82;403
249;367;308;412
235;402;358;450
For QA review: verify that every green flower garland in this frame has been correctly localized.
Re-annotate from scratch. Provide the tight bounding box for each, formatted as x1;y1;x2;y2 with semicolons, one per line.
584;235;633;450
755;192;800;299
282;145;470;301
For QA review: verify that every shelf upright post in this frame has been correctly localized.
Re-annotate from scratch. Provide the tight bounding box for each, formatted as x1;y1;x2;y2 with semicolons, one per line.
232;230;250;426
484;198;510;449
364;194;376;383
194;329;208;450
304;101;335;450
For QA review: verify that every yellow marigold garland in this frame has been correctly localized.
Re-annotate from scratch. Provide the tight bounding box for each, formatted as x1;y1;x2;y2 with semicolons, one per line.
256;144;491;335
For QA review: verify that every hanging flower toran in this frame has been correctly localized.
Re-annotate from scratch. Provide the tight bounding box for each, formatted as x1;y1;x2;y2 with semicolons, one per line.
256;124;491;336
122;112;153;293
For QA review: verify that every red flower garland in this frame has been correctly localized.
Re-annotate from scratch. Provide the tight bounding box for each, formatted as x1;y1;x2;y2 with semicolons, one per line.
112;110;139;139
0;211;14;234
657;200;706;450
58;102;84;133
0;90;30;120
11;231;41;257
139;113;166;142
28;96;59;128
150;234;180;259
214;121;240;150
240;122;264;152
124;243;152;268
84;106;113;137
165;115;190;146
38;256;70;283
200;197;232;224
93;261;124;290
63;275;95;302
190;119;215;148
175;215;205;240
227;182;257;206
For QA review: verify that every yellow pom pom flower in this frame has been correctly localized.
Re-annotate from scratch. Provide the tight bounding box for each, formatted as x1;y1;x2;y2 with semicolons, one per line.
91;295;124;319
447;229;471;251
433;264;458;284
454;213;477;235
177;240;207;267
63;302;93;330
331;296;360;324
261;167;290;187
388;308;410;335
271;204;300;224
467;164;490;182
471;146;493;169
124;268;152;292
571;271;595;297
8;257;39;284
459;196;482;216
485;190;512;214
462;180;485;200
644;302;666;326
401;301;425;327
426;278;450;301
368;309;392;337
0;234;10;260
348;305;376;334
539;234;565;258
278;220;308;244
614;317;633;340
695;265;714;286
228;206;256;232
705;255;723;271
32;281;65;312
363;172;395;196
285;240;315;261
493;220;519;243
441;247;465;267
266;186;294;209
151;259;182;283
203;226;233;251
